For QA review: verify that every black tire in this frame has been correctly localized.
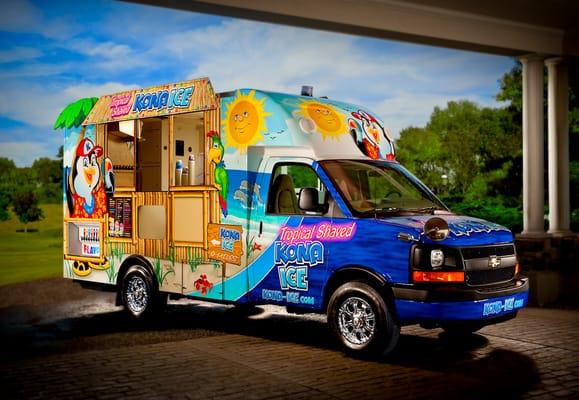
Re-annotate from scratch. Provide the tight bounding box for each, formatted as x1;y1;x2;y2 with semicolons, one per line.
327;281;400;357
121;265;164;319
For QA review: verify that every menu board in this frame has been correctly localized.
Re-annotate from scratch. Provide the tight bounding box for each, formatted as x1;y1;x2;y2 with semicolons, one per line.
67;221;102;258
108;197;132;238
79;224;101;257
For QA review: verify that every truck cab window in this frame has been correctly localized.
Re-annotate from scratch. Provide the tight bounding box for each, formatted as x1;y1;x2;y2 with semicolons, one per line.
267;163;331;216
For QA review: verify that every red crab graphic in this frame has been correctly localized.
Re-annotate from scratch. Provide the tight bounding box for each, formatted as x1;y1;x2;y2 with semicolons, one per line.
194;274;214;295
252;242;262;251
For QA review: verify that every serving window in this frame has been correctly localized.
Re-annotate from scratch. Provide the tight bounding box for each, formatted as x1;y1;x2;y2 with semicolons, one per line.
102;110;213;245
104;112;207;193
170;113;205;188
106;121;136;190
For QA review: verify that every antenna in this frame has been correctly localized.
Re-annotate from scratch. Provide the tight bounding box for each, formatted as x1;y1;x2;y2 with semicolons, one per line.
301;85;313;97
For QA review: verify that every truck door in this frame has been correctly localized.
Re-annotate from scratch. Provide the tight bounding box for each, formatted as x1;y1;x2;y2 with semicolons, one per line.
247;156;333;310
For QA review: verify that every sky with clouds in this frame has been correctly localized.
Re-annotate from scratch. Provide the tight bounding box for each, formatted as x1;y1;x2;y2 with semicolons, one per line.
0;0;515;166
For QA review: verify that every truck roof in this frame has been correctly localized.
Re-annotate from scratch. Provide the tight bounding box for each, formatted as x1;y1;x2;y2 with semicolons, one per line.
220;88;396;163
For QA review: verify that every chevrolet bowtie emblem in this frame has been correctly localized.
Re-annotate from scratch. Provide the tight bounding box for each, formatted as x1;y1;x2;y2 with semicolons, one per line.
489;256;501;269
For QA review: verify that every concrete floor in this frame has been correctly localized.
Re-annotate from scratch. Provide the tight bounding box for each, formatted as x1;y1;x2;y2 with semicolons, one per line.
1;279;578;399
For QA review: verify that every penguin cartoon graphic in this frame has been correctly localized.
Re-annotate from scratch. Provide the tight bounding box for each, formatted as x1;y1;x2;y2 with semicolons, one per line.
69;138;107;218
348;110;395;160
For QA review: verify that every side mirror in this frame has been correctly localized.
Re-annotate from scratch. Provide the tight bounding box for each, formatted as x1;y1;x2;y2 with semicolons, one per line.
298;187;320;213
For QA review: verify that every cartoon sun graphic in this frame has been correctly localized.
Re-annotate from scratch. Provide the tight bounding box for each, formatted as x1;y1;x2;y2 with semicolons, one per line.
223;90;271;153
297;100;347;139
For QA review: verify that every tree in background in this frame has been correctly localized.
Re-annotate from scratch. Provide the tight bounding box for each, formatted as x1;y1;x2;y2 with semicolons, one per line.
397;100;521;196
396;100;523;230
0;157;16;177
31;150;62;203
0;157;18;219
0;193;10;221
397;58;579;232
12;189;44;232
395;127;445;192
496;60;579;229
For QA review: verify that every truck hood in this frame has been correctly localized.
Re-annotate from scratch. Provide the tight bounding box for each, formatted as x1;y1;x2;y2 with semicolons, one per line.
379;214;514;246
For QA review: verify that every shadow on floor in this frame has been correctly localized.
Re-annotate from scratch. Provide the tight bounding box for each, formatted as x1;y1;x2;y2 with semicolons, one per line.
0;301;540;399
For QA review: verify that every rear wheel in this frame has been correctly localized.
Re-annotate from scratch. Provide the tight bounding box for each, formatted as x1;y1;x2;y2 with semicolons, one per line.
328;281;400;357
121;265;165;319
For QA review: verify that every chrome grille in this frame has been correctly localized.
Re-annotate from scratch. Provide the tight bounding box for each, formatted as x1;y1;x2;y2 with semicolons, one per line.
460;244;516;286
460;244;515;260
466;266;516;286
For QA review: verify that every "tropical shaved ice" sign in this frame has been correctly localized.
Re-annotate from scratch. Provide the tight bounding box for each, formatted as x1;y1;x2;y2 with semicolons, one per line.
83;78;218;125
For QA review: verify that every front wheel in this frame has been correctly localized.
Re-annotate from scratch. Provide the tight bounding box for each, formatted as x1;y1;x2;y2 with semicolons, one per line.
328;282;400;357
121;265;164;319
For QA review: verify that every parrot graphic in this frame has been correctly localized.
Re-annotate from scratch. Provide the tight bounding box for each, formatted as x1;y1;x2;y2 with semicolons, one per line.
207;131;229;217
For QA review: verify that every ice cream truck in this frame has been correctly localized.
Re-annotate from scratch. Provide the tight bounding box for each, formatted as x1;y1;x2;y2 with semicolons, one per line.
57;78;529;356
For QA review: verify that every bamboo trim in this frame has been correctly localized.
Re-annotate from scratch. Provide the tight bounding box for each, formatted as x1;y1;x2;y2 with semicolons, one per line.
204;191;209;249
174;241;205;247
108;237;133;243
167;192;171;252
204;110;210;186
65;217;106;224
132;121;137;188
132;192;137;244
171;192;206;198
64;255;106;264
168;115;174;187
169;185;217;192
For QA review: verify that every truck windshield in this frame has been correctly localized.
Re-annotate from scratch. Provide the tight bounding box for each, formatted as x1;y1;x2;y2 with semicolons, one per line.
319;160;448;217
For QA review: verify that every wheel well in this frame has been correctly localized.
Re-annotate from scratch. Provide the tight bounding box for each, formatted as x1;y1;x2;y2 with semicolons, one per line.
323;267;398;320
115;255;157;306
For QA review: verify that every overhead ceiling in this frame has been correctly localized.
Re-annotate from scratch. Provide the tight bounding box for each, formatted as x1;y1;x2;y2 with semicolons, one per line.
127;0;579;56
403;0;579;30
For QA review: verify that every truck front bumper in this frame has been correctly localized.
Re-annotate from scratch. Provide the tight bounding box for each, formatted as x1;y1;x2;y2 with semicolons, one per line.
392;277;529;325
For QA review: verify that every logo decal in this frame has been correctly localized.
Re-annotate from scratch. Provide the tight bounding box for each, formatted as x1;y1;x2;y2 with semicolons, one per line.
488;256;501;269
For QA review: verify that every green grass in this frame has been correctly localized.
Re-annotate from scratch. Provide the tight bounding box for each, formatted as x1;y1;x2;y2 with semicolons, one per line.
0;204;63;286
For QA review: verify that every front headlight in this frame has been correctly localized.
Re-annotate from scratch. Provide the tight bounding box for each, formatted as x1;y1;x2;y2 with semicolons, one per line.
430;249;444;269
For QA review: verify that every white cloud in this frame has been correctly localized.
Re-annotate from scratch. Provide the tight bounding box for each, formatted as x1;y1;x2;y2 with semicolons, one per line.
59;82;139;102
0;141;50;167
0;47;43;63
166;20;406;95
0;81;138;128
162;19;511;98
0;0;80;40
160;19;511;136
0;62;73;79
0;6;514;163
0;0;42;33
372;92;502;137
71;41;133;58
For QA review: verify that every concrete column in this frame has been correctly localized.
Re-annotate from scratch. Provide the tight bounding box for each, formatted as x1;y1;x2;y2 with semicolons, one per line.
546;58;572;236
519;55;546;237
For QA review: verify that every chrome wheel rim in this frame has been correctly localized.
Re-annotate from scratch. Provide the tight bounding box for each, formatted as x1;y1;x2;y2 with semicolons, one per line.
126;276;149;314
338;296;376;345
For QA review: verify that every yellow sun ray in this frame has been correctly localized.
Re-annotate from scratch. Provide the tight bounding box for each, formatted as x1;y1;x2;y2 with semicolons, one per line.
223;90;271;153
298;100;347;139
